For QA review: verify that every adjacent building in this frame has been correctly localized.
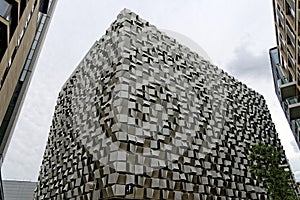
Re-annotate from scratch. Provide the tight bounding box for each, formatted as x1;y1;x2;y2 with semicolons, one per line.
0;0;57;199
3;180;36;200
270;0;300;148
35;9;295;199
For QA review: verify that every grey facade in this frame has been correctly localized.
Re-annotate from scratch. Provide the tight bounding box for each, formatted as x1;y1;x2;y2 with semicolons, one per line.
35;9;293;199
3;180;36;200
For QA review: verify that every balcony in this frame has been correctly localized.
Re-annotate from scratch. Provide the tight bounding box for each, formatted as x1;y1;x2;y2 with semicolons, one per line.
289;104;300;120
286;96;300;120
279;78;296;100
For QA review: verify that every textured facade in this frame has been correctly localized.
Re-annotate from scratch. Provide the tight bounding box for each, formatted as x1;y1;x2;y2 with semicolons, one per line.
270;0;300;148
36;9;292;199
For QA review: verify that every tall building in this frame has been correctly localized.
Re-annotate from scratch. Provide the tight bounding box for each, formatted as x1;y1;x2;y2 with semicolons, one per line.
270;0;300;148
35;9;295;199
0;0;57;199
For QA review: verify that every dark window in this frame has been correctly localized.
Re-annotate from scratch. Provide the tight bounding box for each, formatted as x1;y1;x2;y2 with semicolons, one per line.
125;183;134;194
0;23;8;60
39;0;49;14
20;0;27;17
5;0;19;38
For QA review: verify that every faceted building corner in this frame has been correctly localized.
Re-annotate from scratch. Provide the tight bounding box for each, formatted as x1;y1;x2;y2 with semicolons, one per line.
270;0;300;149
35;9;293;199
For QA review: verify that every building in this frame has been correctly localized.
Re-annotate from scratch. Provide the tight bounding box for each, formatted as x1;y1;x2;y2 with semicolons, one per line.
35;9;295;199
0;0;57;199
270;0;300;148
2;180;36;200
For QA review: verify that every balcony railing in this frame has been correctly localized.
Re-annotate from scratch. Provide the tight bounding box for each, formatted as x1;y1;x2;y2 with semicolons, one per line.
278;77;288;86
286;96;298;104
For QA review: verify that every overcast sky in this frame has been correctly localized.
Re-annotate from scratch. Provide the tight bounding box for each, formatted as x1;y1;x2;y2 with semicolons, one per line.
2;0;300;182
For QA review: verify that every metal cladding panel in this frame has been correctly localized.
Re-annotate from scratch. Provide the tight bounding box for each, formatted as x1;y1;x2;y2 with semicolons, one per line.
35;9;289;200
